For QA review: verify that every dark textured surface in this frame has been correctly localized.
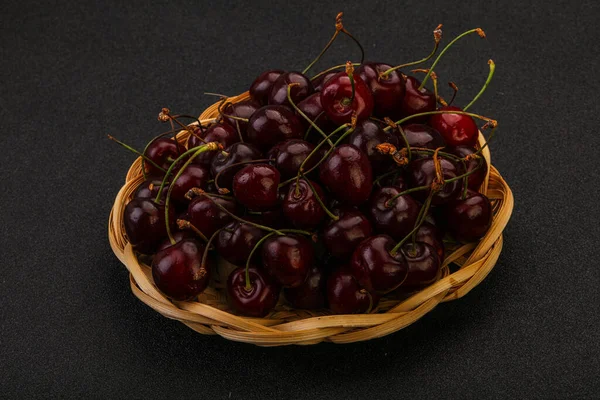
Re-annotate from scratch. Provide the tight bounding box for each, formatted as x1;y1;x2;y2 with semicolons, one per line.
1;0;599;398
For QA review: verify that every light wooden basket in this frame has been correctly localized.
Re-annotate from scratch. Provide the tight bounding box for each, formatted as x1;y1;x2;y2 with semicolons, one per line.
108;92;514;346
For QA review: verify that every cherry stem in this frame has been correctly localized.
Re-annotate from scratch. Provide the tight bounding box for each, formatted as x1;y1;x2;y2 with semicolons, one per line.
176;219;209;243
201;228;222;270
344;61;356;105
244;232;276;290
388;109;496;130
474;123;498;156
384;185;430;208
299;173;339;221
310;63;360;82
213;159;271;195
419;28;486;89
302;27;340;74
163;143;220;244
303;111;324;141
463;59;495;111
107;135;167;174
448;82;459;106
389;192;435;256
385;118;412;162
218;100;249;123
380;24;443;78
286;84;334;147
234;119;244;143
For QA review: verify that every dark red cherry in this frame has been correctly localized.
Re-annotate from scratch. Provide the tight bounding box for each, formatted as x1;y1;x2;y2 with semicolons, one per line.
350;235;408;294
220;99;261;134
246;105;304;151
232;164;280;210
134;179;167;201
211;142;262;189
402;123;446;150
323;208;372;259
253;207;289;230
249;69;285;105
368;187;421;240
320;70;374;125
319;144;373;206
348;118;400;173
187;123;239;165
408;156;462;205
187;195;238;238
312;71;338;92
446;145;488;189
283;266;326;310
267;139;318;180
430;106;478;147
327;267;378;314
295;92;335;133
445;190;492;241
268;71;314;106
415;222;445;262
262;234;314;288
378;172;408;192
152;239;209;300
399;76;436;123
143;137;179;176
227;266;280;317
282;179;326;229
123;198;175;254
169;164;211;204
157;230;196;252
215;221;265;266
400;242;441;287
356;62;405;119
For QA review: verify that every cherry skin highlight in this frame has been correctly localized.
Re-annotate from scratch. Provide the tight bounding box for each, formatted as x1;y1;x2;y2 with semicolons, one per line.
227;266;280;317
430;105;479;147
232;164;281;210
250;69;285;105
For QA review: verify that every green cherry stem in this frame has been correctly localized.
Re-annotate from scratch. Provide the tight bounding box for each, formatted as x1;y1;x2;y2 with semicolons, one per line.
286;84;334;147
345;61;356;105
299;172;339;221
245;232;276;290
463;59;496;111
473;122;498;156
310;63;360;82
201;228;223;270
389;192;435;256
419;28;486;89
176;219;209;243
107;135;168;175
387;110;496;131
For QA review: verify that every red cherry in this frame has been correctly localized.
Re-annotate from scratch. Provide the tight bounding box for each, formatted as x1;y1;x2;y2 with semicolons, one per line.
408;156;462;205
246;105;304;151
320;70;374;125
215;221;266;266
143;137;179;177
402;123;446;150
446;145;488;189
226;266;280;317
444;190;492;241
232;164;280;210
356;62;405;119
367;187;421;241
268;71;314;106
123;198;175;254
430;106;479;147
348;118;400;173
187;123;238;165
169;164;211;204
211;142;263;189
327;267;378;314
400;242;441;287
399;76;436;122
322;208;372;259
283;266;326;310
187;195;238;238
282;179;327;229
220;99;261;134
249;70;285;105
262;234;314;288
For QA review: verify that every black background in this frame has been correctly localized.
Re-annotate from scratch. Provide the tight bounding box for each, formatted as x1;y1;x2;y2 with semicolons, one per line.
2;0;599;398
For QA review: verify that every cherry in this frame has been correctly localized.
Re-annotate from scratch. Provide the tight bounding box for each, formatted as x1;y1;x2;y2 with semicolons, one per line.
227;266;280;317
187;123;238;165
327;267;378;314
187;195;238;238
157;230;195;252
402;123;446;150
267;139;319;180
232;164;280;210
446;145;488;189
211;142;262;189
415;222;445;262
215;221;265;266
312;70;338;92
430;105;479;147
281;179;327;229
134;179;166;201
249;69;285;105
377;172;408;191
246;105;304;151
296;92;335;133
444;189;492;241
220;99;261;134
323;208;372;259
320;67;374;125
319;144;373;206
123;198;174;254
169;164;211;204
283;266;326;309
348;118;400;173
400;242;441;287
143;137;179;176
356;62;405;119
399;76;436;122
268;71;314;106
408;156;462;205
368;187;421;240
262;234;314;287
350;235;408;293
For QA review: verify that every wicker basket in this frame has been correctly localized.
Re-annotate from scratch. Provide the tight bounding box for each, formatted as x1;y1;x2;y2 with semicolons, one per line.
108;91;514;346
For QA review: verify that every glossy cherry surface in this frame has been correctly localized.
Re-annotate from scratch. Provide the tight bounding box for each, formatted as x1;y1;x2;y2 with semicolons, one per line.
123;198;174;254
445;190;492;241
323;208;372;259
312;71;338;92
187;123;239;165
262;234;314;287
211;142;263;189
356;62;405;119
187;195;238;238
378;172;408;192
157;231;196;252
151;238;209;300
283;266;326;310
415;222;445;262
399;76;436;123
268;71;314;106
134;179;166;201
327;267;378;314
320;71;374;125
169;164;211;204
319;144;373;206
296;92;335;133
282;179;327;229
246;105;304;151
350;234;408;293
143;137;179;177
368;187;421;240
402;123;446;150
430;105;479;147
400;242;441;287
348;118;400;173
446;145;488;189
249;69;285;105
408;156;462;205
215;221;266;266
227;266;280;317
220;99;261;135
267;139;318;179
232;164;280;210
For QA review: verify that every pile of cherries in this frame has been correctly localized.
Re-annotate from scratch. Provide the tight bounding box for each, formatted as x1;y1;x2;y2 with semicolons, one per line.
116;16;497;317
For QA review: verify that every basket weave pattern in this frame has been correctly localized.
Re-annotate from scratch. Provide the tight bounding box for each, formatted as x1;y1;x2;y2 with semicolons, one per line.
108;92;514;346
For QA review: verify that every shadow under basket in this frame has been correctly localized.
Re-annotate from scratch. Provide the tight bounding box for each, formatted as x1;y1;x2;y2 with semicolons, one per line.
108;92;514;346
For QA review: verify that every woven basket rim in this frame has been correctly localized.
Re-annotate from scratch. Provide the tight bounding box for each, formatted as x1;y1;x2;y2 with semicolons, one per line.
108;92;514;346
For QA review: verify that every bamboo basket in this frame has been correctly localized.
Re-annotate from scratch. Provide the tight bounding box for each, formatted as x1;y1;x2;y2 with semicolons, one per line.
108;91;514;346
